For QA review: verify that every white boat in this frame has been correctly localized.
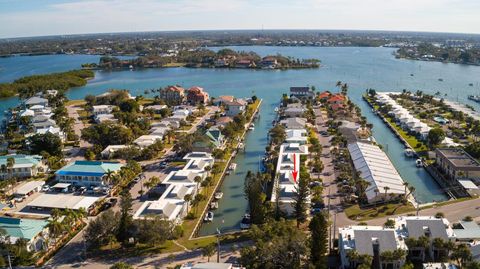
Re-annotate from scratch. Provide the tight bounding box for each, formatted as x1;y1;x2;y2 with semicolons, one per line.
416;159;423;167
204;211;214;222
229;163;237;171
210;201;219;209
274;107;279;112
404;149;415;157
240;214;251;229
248;126;255;131
214;192;223;200
238;143;245;149
250;123;255;127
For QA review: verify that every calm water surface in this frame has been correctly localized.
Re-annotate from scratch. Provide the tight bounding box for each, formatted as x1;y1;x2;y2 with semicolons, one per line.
2;47;480;234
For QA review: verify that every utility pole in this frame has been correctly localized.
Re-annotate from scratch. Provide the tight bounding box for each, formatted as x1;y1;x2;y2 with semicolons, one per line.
7;252;12;269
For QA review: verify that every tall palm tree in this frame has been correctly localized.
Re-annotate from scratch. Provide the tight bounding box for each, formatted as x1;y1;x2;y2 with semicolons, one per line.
6;157;15;179
383;186;390;201
194;176;202;191
184;194;192;213
403;182;409;200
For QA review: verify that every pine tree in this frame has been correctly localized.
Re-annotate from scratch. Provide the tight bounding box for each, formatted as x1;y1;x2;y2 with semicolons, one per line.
293;177;309;227
309;213;328;268
117;189;133;245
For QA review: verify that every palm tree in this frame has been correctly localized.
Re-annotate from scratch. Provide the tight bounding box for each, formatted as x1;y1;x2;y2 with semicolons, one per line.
194;176;202;191
104;169;114;186
403;182;409;200
6;157;15;179
47;218;64;245
184;194;192;213
383;186;390;201
0;164;7;179
374;189;380;211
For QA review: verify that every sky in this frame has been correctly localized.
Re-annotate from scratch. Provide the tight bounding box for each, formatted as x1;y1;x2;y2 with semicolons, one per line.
1;0;480;38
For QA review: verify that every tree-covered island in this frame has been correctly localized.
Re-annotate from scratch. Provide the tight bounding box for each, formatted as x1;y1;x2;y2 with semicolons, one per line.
82;48;320;70
0;69;94;98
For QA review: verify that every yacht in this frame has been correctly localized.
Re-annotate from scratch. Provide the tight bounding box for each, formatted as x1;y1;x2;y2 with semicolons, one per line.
469;83;474;86
214;192;224;200
404;149;415;157
416;159;423;167
438;78;444;81
240;214;252;229
204;211;214;222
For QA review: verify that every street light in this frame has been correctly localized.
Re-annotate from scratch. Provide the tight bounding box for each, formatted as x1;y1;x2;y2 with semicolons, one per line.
216;228;221;263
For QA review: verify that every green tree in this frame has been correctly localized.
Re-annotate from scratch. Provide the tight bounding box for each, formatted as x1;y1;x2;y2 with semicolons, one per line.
135;216;173;246
85;210;119;250
240;220;309;269
117;190;134;245
202;243;216;262
28;133;64;156
309;213;328;268
293;177;309;227
428;128;445;147
244;171;268;225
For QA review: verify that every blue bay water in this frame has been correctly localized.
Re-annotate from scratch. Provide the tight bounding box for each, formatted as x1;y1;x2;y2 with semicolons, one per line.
1;47;480;234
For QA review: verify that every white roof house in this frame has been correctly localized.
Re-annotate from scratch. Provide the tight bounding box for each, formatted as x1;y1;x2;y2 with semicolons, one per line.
134;135;163;148
94;113;117;124
348;142;406;203
339;225;408;269
285;129;308;144
271;142;309;214
393;216;455;241
150;126;170;137
92;105;115;115
101;145;128;159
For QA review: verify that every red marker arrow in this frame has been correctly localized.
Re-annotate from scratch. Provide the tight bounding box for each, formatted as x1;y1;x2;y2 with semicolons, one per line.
292;153;298;183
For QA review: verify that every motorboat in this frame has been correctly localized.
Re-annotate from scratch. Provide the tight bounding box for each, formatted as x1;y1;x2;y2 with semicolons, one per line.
248;126;255;131
229;163;237;171
468;95;480;103
404;149;415;157
204;211;214;222
214;192;224;200
240;214;251;229
469;83;474;86
438;78;443;81
210;201;219;210
274;107;279;112
416;159;423;167
238;143;245;150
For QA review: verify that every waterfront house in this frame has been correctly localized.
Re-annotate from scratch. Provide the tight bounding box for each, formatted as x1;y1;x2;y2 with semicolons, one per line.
260;56;278;69
187;86;209;104
271;143;309;215
133;183;196;223
0;155;46;180
224;100;246;116
92;105;115;116
0;217;48;252
435;148;480;183
160;85;185;105
422;263;457;269
235;59;255;68
24;96;48;108
347;142;406;204
35;126;66;142
55;160;123;187
290;86;314;99
284;107;305;118
285;129;308;144
318;91;331;101
280;117;307;129
32;118;57;131
339;225;407;269
327;94;346;105
213;95;235;106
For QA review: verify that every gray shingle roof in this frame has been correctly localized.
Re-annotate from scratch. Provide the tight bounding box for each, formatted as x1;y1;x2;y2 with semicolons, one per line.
406;219;449;240
353;229;398;255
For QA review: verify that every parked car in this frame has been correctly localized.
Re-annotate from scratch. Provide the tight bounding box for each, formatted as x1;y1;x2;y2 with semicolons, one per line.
309;181;322;187
41;185;50;192
159;161;168;169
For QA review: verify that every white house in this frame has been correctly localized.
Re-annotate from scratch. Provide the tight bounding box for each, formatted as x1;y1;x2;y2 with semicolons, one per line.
134;135;163;148
225;100;246;116
0;155;46;180
92;105;115;116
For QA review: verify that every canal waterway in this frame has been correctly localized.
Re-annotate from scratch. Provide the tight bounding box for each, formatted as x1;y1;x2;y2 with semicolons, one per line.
2;47;480;233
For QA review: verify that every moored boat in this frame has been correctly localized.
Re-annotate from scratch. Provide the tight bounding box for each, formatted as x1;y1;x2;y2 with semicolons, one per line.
229;163;237;171
210;201;219;210
404;148;415;157
214;192;223;200
204;211;214;222
240;214;251;229
468;95;480;103
416;159;423;167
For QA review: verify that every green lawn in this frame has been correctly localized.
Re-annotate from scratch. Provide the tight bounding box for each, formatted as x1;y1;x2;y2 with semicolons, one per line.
345;203;416;221
385;116;428;152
